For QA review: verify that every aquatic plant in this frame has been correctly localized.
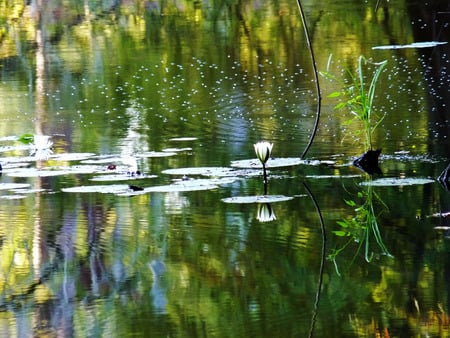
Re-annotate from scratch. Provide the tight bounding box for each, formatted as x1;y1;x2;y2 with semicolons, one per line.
321;55;387;152
295;0;322;159
328;182;392;275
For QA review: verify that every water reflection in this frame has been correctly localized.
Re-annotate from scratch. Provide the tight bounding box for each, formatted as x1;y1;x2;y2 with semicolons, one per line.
256;203;276;223
0;0;450;336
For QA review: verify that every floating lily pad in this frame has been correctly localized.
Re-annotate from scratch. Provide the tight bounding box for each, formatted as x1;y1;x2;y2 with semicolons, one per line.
230;157;305;169
372;41;447;50
51;153;97;161
0;195;27;200
6;165;106;177
80;156;122;164
161;148;192;153
162;167;236;177
136;151;177;158
359;177;435;186
306;174;362;179
0;155;35;164
90;174;157;182
0;183;31;190
62;184;131;193
11;188;47;194
117;177;237;196
0;145;31;153
221;195;294;204
169;137;198;141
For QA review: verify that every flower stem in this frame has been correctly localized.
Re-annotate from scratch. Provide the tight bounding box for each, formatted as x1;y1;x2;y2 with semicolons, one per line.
263;163;268;195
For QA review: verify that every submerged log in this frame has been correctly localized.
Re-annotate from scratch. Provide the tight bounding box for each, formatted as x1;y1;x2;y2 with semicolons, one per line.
353;149;382;175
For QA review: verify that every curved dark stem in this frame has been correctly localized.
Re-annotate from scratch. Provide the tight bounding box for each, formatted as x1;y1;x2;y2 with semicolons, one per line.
296;0;322;159
303;182;326;338
263;164;268;195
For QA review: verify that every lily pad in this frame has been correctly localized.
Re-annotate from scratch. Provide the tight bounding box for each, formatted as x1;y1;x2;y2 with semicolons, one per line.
136;151;177;158
80;156;123;164
372;41;447;50
51;153;97;161
90;174;157;182
162;167;236;177
6;165;106;177
221;195;294;204
0;183;31;190
161;148;192;153
230;157;304;169
62;184;131;194
117;177;237;196
169;137;198;141
306;174;361;179
11;188;47;194
359;177;435;186
0;195;27;200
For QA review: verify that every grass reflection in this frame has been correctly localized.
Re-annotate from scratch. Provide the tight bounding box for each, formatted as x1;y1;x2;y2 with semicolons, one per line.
329;177;393;275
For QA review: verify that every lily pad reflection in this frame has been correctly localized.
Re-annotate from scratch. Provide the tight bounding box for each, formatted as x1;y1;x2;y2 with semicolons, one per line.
221;195;294;204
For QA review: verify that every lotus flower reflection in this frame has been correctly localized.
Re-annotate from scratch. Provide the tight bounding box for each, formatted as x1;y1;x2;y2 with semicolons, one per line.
30;135;53;160
257;203;276;222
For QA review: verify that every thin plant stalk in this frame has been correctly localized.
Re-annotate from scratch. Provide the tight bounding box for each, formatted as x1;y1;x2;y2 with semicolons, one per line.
296;0;322;159
263;164;268;195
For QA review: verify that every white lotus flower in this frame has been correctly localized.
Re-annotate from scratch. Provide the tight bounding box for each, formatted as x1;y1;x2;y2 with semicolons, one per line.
254;141;273;165
30;135;53;160
256;203;276;222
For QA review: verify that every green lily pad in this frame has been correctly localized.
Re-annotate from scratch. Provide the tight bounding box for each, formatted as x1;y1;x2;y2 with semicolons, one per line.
161;148;192;153
372;41;447;50
0;183;31;190
80;156;123;164
51;153;96;161
221;195;294;204
6;165;106;177
0;195;27;200
359;177;435;186
62;184;131;193
162;167;236;177
136;151;177;158
90;174;157;182
117;177;237;196
230;157;304;169
169;137;198;141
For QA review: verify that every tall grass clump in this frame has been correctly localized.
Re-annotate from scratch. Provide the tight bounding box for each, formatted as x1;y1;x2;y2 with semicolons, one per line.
321;55;387;152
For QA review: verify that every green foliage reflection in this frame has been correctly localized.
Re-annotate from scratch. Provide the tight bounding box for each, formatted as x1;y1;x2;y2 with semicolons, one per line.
329;180;393;275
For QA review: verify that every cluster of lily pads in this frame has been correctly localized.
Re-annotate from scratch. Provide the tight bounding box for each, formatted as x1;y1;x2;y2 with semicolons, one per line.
0;135;437;206
0;135;300;202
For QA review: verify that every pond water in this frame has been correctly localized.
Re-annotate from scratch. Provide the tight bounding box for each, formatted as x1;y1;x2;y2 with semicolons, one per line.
0;0;450;337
